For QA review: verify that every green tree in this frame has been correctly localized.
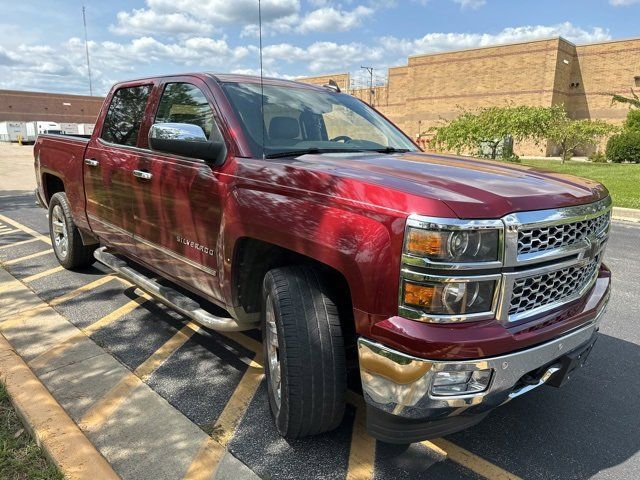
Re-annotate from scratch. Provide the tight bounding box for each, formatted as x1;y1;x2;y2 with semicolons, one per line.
430;105;562;159
546;118;617;163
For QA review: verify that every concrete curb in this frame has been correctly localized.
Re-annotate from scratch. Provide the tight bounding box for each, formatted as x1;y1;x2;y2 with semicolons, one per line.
612;207;640;223
0;334;120;480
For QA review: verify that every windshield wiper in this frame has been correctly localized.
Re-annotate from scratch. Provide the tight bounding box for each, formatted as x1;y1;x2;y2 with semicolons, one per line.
264;148;365;159
366;147;411;154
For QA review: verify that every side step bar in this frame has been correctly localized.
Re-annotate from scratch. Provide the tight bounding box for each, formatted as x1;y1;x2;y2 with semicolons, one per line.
94;247;255;332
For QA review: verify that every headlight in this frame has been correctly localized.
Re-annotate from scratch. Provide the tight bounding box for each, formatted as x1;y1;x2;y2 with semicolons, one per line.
406;227;500;263
402;279;496;315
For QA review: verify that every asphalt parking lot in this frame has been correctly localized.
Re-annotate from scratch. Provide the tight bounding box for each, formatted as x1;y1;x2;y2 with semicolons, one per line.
0;190;639;480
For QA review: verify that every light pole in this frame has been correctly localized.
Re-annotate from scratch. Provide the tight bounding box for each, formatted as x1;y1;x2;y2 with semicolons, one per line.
360;66;374;106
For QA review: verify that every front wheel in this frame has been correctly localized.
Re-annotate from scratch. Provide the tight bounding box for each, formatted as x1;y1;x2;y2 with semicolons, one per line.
48;192;96;269
262;265;347;438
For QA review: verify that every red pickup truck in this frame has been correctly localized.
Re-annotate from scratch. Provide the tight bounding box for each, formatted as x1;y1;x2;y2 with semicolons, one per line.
34;73;611;443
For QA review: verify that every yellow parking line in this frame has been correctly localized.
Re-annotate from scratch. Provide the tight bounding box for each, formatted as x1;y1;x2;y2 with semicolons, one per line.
29;295;149;372
346;392;376;480
211;358;264;446
0;214;51;245
3;248;53;265
49;275;122;307
0;237;41;250
0;229;20;236
21;265;65;283
80;319;200;432
83;296;149;335
183;353;264;480
428;439;522;480
79;375;141;432
134;321;200;382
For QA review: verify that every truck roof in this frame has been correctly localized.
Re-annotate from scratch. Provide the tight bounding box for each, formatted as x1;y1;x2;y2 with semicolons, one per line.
110;72;327;92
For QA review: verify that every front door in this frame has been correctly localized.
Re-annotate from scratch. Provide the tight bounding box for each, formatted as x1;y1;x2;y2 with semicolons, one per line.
84;83;152;254
132;79;226;301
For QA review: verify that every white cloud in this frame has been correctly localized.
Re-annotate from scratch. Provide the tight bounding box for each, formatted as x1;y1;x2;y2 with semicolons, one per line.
609;0;640;5
452;0;486;9
0;36;254;94
146;0;300;24
110;9;215;36
297;6;375;33
379;22;611;58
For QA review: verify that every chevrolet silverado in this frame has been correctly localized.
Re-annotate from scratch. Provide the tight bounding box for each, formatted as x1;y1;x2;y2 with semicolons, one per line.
34;73;611;443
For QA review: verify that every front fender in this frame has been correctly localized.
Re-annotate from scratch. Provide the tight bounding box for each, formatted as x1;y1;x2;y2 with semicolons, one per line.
219;186;406;318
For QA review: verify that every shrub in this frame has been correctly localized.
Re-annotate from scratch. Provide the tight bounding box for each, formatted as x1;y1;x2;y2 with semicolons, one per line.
606;132;640;163
624;109;640;133
588;151;607;163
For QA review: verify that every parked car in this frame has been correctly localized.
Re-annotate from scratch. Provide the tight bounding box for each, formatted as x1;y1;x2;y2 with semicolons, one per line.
34;73;611;443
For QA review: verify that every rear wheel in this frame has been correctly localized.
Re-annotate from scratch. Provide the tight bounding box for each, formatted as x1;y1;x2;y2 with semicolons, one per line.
48;192;96;269
262;265;347;438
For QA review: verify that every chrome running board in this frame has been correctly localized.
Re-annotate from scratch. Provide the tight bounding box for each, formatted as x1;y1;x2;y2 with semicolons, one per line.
94;247;254;332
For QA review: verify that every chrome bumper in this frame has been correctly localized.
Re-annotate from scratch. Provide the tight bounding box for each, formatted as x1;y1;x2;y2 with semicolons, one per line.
358;296;609;421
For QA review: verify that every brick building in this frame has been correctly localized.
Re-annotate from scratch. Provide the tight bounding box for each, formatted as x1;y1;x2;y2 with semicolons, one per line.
300;37;640;156
0;90;104;124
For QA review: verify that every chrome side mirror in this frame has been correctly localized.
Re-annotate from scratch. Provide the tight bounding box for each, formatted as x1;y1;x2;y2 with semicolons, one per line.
148;123;226;165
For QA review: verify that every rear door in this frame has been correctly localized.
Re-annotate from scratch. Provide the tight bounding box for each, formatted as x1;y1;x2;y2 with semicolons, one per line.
131;78;227;301
84;83;153;253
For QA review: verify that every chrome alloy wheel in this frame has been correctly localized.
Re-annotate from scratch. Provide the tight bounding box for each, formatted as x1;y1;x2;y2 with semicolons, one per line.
51;205;68;259
265;296;282;410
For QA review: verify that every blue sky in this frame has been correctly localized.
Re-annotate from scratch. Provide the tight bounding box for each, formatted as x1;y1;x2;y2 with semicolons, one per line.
0;0;638;95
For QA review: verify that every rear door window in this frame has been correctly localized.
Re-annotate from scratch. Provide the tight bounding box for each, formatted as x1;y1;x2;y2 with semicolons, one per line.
101;85;152;147
155;82;221;141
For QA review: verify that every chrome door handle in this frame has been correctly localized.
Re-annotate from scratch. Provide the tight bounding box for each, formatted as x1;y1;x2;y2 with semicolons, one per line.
132;170;153;180
84;158;99;167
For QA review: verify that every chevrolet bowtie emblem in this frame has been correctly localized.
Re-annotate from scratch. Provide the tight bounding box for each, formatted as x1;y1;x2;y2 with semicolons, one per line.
584;234;600;261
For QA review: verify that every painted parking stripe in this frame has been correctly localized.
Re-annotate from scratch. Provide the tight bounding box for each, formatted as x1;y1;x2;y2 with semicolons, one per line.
29;295;150;372
21;265;65;283
80;319;200;432
182;356;264;480
346;391;376;480
0;237;42;250
0;213;51;245
3;248;53;265
134;321;201;382
0;228;20;236
428;439;522;480
48;275;128;307
83;295;150;335
79;375;141;432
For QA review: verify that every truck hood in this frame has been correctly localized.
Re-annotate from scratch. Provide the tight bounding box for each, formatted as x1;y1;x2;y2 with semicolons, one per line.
293;151;609;218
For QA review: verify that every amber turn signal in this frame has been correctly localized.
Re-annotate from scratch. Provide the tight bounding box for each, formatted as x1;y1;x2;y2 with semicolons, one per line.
406;228;444;256
403;283;435;308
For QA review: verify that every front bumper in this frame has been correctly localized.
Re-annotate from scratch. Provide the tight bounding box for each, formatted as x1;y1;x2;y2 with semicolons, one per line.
358;293;609;443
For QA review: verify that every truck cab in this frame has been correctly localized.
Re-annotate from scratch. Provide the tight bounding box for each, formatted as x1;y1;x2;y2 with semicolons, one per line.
34;73;611;443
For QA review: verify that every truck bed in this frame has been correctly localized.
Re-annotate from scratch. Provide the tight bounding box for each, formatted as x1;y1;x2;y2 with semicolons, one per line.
34;133;91;229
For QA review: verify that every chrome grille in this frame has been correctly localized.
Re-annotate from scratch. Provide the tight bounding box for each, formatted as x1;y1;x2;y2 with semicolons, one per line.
518;212;610;256
509;255;600;316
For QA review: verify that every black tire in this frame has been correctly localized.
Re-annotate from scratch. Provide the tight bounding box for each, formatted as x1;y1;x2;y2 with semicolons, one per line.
48;192;96;269
261;265;347;438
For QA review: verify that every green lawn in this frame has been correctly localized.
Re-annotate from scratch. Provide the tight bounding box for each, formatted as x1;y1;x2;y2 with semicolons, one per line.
0;384;63;480
520;159;640;209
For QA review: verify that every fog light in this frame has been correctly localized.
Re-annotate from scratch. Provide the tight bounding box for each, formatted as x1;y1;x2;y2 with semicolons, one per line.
431;369;492;396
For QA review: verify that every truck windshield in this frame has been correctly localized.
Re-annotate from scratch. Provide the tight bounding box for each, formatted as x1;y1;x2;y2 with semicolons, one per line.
221;82;417;158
